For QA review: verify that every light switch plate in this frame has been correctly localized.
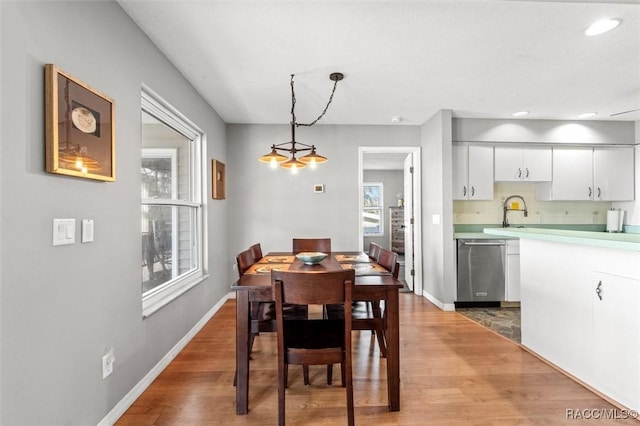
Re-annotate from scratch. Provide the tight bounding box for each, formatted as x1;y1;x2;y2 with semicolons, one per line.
53;218;75;246
82;219;94;243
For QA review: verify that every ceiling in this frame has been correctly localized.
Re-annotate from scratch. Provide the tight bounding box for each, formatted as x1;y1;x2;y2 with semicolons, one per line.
117;0;640;125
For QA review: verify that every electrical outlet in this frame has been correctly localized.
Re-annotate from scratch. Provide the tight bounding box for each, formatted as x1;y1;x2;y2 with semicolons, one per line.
102;349;115;379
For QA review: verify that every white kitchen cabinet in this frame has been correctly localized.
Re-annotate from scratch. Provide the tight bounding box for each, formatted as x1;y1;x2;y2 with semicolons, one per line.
536;146;635;201
452;143;494;200
520;238;640;412
592;271;640;411
593;147;635;201
494;146;552;182
505;239;520;302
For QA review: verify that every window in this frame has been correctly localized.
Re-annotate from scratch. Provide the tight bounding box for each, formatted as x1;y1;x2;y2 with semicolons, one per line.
363;182;383;236
141;87;206;317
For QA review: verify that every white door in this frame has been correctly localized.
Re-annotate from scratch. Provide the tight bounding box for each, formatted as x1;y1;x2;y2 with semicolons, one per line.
403;154;414;290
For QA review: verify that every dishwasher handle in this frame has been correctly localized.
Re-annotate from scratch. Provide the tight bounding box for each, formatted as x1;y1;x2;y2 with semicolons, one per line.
462;241;506;246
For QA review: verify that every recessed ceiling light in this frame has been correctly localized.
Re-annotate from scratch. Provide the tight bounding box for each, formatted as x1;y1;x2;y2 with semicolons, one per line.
585;18;622;36
511;111;529;117
391;116;401;123
578;112;598;119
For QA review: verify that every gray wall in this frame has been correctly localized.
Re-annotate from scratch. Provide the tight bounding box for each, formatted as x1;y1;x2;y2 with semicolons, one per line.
226;123;420;277
421;110;455;307
363;170;404;250
1;1;228;424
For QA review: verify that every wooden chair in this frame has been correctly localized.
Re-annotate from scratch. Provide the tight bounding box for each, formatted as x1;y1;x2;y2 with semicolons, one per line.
377;248;400;278
236;249;255;275
368;242;382;261
292;238;331;254
272;269;355;426
234;248;308;387
249;243;263;262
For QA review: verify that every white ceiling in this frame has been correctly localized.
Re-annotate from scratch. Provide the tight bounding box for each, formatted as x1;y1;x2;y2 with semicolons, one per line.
118;0;640;125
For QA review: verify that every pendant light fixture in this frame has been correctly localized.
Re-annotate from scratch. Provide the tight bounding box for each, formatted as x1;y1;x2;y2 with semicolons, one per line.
259;72;343;173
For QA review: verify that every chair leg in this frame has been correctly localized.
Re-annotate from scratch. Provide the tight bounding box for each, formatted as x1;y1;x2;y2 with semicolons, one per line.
303;365;310;385
371;301;387;358
279;362;287;426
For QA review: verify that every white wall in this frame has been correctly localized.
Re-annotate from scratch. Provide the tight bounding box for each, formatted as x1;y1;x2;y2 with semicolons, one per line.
612;123;640;224
1;2;228;424
226;123;420;278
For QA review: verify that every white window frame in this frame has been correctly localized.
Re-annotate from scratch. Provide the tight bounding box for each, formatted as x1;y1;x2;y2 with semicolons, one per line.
141;85;208;318
363;182;384;237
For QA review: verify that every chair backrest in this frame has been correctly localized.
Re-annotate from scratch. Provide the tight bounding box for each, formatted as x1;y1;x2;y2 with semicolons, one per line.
236;249;255;277
272;269;354;306
368;242;382;261
292;238;331;254
377;248;399;278
249;243;263;262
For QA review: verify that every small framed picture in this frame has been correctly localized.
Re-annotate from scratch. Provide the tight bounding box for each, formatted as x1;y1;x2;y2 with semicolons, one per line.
212;159;226;199
45;64;115;181
314;184;324;193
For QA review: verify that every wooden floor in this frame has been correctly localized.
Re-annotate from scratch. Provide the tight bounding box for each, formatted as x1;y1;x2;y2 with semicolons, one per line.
116;294;637;425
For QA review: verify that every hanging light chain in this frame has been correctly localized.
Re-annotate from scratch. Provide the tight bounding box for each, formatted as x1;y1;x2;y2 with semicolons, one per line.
291;74;341;128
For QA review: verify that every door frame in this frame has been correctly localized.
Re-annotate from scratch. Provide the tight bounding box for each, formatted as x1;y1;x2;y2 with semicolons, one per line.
358;146;423;296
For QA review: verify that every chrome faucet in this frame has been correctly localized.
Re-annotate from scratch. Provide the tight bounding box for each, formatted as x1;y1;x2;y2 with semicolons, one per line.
502;195;528;227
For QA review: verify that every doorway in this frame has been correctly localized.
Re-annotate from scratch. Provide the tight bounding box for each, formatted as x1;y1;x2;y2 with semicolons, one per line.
358;147;422;296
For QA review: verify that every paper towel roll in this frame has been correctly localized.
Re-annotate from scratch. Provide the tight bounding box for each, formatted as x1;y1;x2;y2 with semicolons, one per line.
606;209;622;232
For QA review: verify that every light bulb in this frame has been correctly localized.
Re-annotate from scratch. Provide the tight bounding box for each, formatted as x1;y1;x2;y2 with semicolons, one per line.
291;164;298;174
309;158;317;169
75;158;83;169
270;157;278;169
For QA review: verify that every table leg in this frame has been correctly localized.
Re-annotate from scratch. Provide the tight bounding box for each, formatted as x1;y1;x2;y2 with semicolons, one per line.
236;290;250;414
386;288;400;411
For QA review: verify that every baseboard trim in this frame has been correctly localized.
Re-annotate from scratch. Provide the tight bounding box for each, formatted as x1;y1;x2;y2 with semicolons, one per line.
422;290;456;311
98;293;232;426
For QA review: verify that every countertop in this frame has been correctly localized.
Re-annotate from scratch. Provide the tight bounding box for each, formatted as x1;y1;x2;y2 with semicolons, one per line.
483;227;640;252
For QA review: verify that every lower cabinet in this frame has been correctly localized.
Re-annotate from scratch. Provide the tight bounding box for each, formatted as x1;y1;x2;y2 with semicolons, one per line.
592;272;640;411
520;239;640;412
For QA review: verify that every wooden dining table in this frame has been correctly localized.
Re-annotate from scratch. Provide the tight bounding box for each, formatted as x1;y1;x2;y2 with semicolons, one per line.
231;251;403;415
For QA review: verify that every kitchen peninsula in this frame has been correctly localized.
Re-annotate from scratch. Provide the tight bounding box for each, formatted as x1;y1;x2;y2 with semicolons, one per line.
484;227;640;413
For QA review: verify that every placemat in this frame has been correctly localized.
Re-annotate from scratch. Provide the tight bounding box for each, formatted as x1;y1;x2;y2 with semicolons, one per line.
256;255;296;264
340;263;391;276
335;253;371;263
245;263;291;275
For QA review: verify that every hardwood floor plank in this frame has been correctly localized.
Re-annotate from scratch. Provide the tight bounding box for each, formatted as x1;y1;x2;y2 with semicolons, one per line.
116;294;638;425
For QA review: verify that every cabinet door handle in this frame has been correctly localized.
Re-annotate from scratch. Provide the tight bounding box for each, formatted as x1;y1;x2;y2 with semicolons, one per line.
471;186;475;197
597;187;601;198
463;186;467;196
588;187;592;198
525;168;530;178
596;280;602;301
518;168;522;178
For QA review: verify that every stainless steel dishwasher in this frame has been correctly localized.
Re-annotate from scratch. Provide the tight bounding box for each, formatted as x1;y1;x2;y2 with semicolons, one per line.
456;239;506;305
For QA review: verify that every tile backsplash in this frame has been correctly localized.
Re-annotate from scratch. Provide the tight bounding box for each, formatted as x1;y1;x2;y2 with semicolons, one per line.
454;183;613;226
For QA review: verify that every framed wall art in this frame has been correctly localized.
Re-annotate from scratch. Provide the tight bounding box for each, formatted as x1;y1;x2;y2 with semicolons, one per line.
212;159;226;199
45;64;116;181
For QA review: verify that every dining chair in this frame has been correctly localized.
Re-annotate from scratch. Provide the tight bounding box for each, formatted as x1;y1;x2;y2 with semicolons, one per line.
272;269;355;426
377;248;400;278
233;248;309;387
292;238;331;254
249;243;263;263
368;242;382;261
236;249;255;275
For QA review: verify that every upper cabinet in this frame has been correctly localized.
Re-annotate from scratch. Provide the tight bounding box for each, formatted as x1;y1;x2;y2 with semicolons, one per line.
452;143;494;200
494;146;552;182
536;146;635;201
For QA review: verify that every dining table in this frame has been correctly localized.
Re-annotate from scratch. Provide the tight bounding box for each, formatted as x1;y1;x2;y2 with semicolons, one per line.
231;251;403;415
